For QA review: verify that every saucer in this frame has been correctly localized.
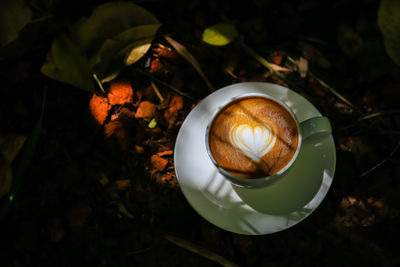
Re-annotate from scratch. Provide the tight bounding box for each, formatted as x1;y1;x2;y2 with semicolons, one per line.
174;82;336;235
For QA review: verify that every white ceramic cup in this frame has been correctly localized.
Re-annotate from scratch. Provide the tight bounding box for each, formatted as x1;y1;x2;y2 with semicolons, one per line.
205;92;332;188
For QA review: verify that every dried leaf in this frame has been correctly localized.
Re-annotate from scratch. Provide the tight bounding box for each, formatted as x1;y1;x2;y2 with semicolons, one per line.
115;179;131;190
89;94;111;125
135;101;156;119
91;24;161;82
202;23;239;46
108;81;134;105
164;35;215;92
298;57;308;78
41;35;94;91
378;0;400;65
151;154;168;171
0;0;32;46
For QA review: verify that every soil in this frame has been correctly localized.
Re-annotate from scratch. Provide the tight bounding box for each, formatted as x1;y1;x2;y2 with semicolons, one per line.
0;0;399;266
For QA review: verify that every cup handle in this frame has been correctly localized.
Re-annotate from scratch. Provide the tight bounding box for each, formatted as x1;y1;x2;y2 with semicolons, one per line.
300;116;332;140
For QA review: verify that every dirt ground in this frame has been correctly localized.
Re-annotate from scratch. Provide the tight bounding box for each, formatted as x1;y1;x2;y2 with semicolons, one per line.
1;0;399;266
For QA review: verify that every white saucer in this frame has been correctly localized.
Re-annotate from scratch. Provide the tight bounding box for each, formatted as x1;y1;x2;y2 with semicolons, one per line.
174;82;336;235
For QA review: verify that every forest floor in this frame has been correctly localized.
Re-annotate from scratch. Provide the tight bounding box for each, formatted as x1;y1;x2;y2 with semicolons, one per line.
1;0;400;266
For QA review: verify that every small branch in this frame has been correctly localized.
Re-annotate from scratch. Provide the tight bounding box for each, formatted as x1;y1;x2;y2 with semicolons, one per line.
93;73;106;94
151;81;164;103
308;71;363;115
134;67;194;100
358;110;400;121
165;235;239;267
164;35;215;92
361;141;400;177
239;40;287;79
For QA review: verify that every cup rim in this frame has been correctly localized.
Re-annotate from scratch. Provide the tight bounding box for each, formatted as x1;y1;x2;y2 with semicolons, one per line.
205;92;303;187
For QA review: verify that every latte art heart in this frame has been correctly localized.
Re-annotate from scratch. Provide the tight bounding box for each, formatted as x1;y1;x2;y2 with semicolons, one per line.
229;124;277;162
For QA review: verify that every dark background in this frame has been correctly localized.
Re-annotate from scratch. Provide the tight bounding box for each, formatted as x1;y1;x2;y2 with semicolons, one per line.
1;0;399;266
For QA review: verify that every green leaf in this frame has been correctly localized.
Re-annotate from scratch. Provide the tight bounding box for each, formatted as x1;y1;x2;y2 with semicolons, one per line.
148;118;157;128
41;35;94;91
91;24;161;82
378;0;400;66
73;1;159;59
0;0;32;46
202;23;239;46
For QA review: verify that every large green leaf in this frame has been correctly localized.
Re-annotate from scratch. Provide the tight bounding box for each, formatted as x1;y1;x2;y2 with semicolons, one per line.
41;35;94;91
0;0;32;46
73;1;159;59
202;23;239;46
378;0;400;66
91;23;161;82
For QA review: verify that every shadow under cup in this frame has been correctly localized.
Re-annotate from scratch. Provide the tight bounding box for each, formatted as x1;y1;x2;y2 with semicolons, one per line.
205;93;304;188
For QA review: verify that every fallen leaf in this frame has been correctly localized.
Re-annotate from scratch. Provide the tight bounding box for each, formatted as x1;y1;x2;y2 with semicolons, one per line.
378;0;400;65
89;93;111;125
153;45;179;61
135;101;156;119
202;23;239;46
92;24;161;82
298;57;308;78
148;118;157;128
108;81;134;105
41;34;94;91
151;154;168;171
115;179;131;190
0;0;32;46
164;95;184;128
74;2;159;58
157;150;173;157
65;201;92;228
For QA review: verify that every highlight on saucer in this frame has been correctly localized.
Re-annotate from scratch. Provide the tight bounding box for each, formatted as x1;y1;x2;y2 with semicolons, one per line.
208;96;299;179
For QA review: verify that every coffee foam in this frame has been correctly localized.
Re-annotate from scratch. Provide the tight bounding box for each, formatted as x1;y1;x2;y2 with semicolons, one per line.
208;96;299;178
229;123;276;162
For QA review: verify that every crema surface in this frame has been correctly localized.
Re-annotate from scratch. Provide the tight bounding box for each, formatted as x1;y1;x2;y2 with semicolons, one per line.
209;97;299;178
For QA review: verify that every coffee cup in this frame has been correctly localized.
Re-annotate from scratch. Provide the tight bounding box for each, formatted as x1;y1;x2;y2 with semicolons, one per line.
205;92;331;188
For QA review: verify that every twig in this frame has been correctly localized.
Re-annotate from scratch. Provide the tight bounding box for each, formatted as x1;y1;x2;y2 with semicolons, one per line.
151;81;164;103
93;73;106;94
308;71;363;115
239;40;286;79
164;35;215;92
165;235;239;267
361;141;400;177
358;110;400;121
133;67;194;100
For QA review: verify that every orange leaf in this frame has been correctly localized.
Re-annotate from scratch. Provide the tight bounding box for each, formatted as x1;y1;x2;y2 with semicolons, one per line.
151;154;168;171
89;94;111;125
115;179;131;190
135;101;156;119
108;81;134;105
157;150;173;157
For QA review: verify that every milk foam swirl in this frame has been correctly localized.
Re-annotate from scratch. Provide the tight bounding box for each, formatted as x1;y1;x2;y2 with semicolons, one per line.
229;123;277;162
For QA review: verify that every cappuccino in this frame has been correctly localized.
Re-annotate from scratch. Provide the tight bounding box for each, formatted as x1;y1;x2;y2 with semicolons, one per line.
208;96;299;179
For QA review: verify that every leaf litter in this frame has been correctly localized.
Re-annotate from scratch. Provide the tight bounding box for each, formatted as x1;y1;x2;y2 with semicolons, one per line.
1;0;400;266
